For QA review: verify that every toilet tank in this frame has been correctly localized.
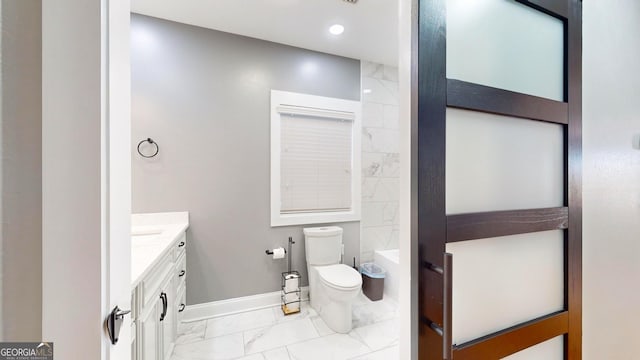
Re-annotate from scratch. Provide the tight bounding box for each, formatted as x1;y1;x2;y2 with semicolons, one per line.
303;226;343;266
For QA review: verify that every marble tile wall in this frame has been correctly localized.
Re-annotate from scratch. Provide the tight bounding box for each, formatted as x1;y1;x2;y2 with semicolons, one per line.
360;61;400;263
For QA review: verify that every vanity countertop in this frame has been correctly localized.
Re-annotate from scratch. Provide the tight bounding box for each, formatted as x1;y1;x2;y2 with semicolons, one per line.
131;212;189;287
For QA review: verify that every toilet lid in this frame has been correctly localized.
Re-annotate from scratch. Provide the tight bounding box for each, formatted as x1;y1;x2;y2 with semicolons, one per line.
317;264;363;290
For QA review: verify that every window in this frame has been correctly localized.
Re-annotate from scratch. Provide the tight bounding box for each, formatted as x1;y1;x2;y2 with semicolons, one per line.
271;90;361;227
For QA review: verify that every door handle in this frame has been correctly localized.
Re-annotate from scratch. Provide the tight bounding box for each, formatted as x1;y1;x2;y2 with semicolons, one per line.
178;241;185;248
159;292;168;321
179;304;186;312
443;253;453;360
106;306;131;345
179;270;186;277
424;252;453;360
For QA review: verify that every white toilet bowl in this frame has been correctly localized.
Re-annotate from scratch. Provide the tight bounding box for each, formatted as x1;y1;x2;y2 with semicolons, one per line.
304;226;362;333
310;263;362;333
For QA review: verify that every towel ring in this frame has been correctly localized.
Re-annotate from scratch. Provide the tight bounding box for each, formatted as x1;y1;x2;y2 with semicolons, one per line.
137;138;159;158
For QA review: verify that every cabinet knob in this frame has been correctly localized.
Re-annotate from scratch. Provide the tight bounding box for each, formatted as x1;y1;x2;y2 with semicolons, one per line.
178;241;185;248
179;304;186;313
179;270;186;277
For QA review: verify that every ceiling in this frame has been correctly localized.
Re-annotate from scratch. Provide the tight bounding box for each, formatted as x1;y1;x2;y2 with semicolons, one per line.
130;0;399;66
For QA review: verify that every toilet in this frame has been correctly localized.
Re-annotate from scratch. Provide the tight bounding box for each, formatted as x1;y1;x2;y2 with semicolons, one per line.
304;226;362;333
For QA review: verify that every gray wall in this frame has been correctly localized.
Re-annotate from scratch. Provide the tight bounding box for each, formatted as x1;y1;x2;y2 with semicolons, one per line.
131;14;361;303
1;0;42;340
583;1;640;358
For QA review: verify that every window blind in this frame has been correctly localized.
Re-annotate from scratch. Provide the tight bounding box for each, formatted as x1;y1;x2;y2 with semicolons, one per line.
280;112;353;213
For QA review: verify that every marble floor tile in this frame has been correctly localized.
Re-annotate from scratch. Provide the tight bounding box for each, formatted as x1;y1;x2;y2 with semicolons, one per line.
263;347;291;360
351;293;373;307
349;319;399;352
349;345;399;360
206;308;276;338
287;334;371;360
175;320;207;345
244;318;319;354
352;298;398;328
310;314;335;337
272;302;316;323
172;333;245;360
233;354;265;360
172;293;399;360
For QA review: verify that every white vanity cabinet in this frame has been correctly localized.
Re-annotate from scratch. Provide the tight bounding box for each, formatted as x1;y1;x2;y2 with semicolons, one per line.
132;228;187;360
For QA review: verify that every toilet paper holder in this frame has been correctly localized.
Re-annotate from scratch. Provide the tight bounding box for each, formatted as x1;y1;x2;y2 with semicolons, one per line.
266;237;300;315
265;249;286;255
281;270;301;315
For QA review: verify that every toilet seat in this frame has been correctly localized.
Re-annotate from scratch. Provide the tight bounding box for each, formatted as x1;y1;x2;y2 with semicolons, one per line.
317;264;362;291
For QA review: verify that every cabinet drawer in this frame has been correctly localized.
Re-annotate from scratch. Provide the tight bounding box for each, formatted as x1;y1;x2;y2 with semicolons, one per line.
177;285;186;325
141;253;174;308
175;233;186;259
176;252;186;287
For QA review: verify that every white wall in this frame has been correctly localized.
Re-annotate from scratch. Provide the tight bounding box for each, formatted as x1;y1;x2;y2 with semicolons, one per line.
1;0;42;341
583;1;640;359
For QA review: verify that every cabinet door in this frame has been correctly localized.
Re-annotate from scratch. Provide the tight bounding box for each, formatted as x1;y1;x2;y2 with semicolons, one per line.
140;295;161;360
161;280;176;358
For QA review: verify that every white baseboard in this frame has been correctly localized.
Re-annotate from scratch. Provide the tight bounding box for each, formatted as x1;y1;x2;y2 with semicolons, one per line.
182;287;310;323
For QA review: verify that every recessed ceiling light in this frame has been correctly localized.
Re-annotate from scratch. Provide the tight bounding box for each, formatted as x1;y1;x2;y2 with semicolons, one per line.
329;24;345;35
363;89;372;94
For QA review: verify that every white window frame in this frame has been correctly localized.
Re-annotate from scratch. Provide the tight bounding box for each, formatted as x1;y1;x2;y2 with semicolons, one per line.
271;90;361;227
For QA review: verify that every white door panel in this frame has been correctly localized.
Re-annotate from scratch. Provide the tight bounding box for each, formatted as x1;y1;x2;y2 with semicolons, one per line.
446;231;564;344
447;0;564;101
502;336;564;360
446;108;564;215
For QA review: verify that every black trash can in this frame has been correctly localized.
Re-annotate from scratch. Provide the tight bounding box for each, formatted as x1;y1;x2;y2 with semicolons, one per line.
360;263;386;301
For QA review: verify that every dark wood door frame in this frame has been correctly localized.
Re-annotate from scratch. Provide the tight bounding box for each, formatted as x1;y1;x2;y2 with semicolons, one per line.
415;0;582;359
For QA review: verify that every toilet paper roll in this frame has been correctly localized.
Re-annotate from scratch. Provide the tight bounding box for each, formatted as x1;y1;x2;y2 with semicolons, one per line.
284;292;299;303
272;247;286;259
284;276;299;293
